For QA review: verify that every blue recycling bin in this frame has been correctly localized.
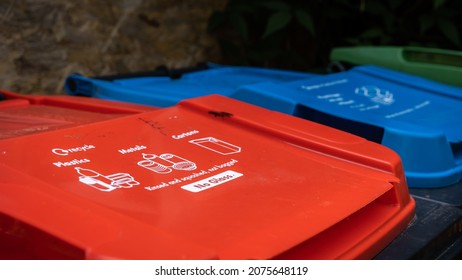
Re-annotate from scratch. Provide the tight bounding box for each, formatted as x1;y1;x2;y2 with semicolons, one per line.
65;64;319;107
231;65;462;206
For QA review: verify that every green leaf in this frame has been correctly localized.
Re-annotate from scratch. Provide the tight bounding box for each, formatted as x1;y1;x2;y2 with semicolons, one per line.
418;14;435;34
294;10;315;36
262;10;292;38
229;13;248;40
437;19;461;47
434;0;447;9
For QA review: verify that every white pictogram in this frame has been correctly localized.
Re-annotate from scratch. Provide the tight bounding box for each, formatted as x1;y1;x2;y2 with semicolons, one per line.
189;137;241;155
355;86;395;105
75;167;139;192
137;153;196;174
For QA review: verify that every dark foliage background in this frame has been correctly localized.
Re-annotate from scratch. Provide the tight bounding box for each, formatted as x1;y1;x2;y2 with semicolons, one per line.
208;0;462;72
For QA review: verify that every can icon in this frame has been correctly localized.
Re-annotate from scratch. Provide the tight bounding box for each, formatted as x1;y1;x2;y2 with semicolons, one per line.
137;152;196;173
137;153;172;174
160;154;196;171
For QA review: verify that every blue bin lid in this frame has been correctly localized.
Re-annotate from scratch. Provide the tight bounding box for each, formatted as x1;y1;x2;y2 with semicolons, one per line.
231;65;462;188
65;65;318;107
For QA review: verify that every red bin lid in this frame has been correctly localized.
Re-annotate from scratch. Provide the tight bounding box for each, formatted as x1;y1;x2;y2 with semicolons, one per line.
0;90;415;259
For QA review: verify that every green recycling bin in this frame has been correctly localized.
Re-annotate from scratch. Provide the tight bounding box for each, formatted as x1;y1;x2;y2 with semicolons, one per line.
330;46;462;87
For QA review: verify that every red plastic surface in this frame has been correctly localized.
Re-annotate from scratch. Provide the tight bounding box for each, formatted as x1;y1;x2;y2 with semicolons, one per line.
0;91;415;259
0;90;156;139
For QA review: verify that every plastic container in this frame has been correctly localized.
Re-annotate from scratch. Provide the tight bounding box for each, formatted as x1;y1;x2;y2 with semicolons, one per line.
0;91;155;140
329;46;462;87
0;90;414;260
64;65;318;107
232;65;462;195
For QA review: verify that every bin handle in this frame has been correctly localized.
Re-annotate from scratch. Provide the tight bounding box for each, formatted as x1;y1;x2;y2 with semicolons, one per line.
402;48;462;67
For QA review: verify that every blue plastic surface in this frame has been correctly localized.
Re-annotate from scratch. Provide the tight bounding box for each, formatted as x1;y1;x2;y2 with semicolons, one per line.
231;65;462;188
65;65;318;107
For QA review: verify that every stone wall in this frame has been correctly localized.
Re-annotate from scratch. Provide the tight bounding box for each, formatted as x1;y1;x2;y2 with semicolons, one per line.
0;0;227;94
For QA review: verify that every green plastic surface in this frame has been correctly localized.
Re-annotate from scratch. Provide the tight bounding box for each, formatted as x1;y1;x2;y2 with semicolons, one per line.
330;46;462;87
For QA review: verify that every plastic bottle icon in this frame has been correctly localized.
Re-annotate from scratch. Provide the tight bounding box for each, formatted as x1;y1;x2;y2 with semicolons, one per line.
75;167;139;191
75;167;118;192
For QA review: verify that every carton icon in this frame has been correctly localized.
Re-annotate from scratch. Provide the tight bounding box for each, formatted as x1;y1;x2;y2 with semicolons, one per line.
189;137;241;155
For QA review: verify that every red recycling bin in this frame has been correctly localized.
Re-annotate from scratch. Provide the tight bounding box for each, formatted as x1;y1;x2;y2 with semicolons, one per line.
0;90;415;259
